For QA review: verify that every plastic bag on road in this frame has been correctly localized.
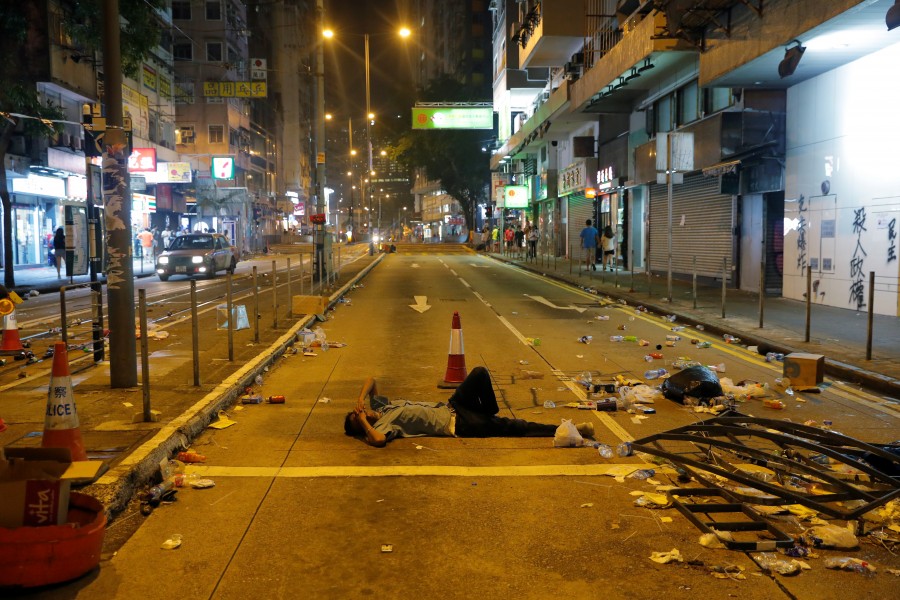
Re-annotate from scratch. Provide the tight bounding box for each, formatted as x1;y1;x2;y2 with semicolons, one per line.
660;365;724;404
553;419;583;448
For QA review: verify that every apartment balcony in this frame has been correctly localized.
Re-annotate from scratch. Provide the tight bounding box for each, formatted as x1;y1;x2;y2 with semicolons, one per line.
570;11;695;114
512;1;585;68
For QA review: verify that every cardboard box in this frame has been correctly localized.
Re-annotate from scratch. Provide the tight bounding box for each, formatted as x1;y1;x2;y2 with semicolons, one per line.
292;295;326;316
0;448;71;527
783;353;825;387
0;448;106;528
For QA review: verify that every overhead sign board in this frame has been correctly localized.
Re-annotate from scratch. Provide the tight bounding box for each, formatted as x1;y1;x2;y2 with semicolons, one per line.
128;148;157;173
502;185;529;208
412;107;493;130
211;156;235;180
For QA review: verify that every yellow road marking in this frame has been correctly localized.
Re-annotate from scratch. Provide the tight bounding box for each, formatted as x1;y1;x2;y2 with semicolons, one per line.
186;464;667;478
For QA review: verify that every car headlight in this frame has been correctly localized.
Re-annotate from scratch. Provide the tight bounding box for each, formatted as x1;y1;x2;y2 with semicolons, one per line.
373;235;380;243
158;256;169;265
192;256;204;264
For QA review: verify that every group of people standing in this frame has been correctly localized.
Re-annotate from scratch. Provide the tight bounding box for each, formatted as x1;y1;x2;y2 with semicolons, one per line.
579;219;617;271
479;222;540;259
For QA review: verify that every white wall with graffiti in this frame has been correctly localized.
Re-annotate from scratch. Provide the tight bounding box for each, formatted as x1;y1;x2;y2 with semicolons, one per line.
784;41;900;316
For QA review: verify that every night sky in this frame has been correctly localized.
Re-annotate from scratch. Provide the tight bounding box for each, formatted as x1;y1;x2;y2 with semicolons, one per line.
324;0;417;139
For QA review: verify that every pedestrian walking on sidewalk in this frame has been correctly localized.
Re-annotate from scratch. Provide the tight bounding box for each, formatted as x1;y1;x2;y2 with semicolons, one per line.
137;228;154;260
344;367;594;447
527;223;539;259
52;227;65;278
579;219;599;271
514;225;525;258
601;225;616;271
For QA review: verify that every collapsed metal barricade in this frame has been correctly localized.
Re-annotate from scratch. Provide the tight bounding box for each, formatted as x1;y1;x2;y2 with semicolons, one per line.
631;415;900;521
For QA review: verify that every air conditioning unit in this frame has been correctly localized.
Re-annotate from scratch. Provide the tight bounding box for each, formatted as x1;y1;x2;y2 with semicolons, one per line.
72;137;83;151
177;127;195;144
540;90;550;102
570;52;585;66
564;62;581;80
54;133;71;148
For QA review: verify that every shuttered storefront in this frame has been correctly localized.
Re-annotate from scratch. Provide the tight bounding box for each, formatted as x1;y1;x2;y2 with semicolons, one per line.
565;193;594;257
648;174;734;279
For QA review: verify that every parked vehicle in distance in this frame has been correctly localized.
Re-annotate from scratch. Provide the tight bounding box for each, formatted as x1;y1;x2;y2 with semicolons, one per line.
156;233;238;281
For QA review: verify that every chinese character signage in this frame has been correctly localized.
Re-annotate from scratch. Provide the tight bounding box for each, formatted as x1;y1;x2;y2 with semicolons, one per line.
128;148;157;173
142;65;157;91
412;107;493;130
211;156;235;180
203;81;267;97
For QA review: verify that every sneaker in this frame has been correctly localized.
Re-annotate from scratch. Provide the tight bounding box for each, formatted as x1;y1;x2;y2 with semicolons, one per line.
576;422;594;439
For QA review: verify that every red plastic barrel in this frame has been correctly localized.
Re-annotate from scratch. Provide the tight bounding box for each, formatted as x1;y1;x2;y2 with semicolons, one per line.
0;492;107;587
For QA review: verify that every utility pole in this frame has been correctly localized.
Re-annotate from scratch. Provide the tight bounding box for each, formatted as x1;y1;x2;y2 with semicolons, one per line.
313;0;329;280
102;0;137;387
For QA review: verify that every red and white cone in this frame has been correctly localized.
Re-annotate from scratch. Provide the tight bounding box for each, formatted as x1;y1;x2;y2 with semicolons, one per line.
42;342;88;461
439;311;467;388
0;310;26;355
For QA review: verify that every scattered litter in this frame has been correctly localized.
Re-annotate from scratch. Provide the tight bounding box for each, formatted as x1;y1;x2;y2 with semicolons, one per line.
801;524;859;549
698;531;734;549
634;492;671;508
649;549;683;564
122;402;133;408
318;397;331;403
208;410;237;429
518;359;529;365
553;419;583;447
543;400;556;409
380;544;393;553
580;503;594;508
754;553;804;576
823;557;876;573
176;451;206;463
709;564;746;580
160;534;183;550
191;479;215;489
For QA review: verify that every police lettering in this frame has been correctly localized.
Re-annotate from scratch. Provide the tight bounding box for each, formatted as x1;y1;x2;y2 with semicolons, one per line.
47;402;74;417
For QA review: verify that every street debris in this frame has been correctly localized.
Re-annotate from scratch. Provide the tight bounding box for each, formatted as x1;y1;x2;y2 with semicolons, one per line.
649;548;684;564
160;534;183;550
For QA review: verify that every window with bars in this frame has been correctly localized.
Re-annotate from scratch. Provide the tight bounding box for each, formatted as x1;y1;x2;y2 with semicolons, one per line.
209;125;224;144
172;1;191;20
206;1;222;20
173;43;192;61
206;42;223;62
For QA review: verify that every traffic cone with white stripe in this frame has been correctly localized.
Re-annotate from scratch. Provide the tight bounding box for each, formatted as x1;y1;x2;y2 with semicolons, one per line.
0;309;26;355
439;311;467;388
42;342;87;461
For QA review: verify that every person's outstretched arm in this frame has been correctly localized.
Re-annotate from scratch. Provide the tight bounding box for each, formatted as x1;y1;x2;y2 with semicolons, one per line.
356;377;377;411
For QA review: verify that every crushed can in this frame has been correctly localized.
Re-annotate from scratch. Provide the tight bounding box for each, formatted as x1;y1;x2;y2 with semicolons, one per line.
267;395;286;404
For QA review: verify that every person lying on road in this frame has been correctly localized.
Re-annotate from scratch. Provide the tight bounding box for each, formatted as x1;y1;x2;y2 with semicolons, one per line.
344;366;594;447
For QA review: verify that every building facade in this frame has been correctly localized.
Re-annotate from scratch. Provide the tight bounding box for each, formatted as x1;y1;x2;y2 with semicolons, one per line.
491;0;900;316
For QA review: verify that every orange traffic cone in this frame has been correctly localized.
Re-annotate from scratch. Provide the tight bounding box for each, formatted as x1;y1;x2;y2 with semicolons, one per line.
439;311;467;388
0;310;26;355
42;342;87;461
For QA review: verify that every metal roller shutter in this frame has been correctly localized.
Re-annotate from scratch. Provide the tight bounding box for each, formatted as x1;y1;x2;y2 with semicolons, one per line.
648;175;734;279
566;193;594;257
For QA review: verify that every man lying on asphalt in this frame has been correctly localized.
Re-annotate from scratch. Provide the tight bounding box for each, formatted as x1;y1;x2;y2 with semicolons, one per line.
344;366;594;447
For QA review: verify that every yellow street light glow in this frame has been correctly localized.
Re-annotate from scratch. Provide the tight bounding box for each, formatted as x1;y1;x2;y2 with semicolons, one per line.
325;113;333;120
399;27;411;38
380;150;387;156
368;112;375;120
350;149;357;155
323;29;334;39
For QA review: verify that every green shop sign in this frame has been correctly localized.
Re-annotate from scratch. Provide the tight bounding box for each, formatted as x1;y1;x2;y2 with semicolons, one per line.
412;107;493;130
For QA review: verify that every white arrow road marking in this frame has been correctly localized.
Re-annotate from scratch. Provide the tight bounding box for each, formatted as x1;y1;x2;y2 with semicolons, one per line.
526;295;586;313
468;263;489;268
409;295;431;313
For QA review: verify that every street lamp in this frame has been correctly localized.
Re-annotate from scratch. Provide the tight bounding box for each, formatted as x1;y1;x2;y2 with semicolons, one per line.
324;26;410;242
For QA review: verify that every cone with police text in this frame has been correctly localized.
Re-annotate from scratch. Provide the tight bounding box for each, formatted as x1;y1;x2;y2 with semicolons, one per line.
42;342;87;461
0;309;26;355
439;311;467;388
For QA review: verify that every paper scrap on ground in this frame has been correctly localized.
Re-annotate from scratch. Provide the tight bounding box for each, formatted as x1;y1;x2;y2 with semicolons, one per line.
650;549;683;564
208;410;237;429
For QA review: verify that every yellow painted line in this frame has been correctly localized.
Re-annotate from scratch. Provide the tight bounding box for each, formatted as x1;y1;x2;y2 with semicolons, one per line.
594;412;634;442
186;463;668;478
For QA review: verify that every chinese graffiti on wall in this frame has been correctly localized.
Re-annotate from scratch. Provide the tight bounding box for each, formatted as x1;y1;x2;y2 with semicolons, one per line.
849;207;867;310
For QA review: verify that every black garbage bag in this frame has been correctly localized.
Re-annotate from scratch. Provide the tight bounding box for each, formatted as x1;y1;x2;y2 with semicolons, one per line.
861;442;900;477
661;365;724;404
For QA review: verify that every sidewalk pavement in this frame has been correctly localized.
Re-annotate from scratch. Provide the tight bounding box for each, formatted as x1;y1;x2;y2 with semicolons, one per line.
486;248;900;400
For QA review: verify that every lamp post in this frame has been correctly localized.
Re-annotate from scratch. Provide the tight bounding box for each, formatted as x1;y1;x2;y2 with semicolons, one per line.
323;26;410;243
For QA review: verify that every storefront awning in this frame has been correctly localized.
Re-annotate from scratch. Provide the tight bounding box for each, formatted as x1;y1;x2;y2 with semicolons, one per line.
702;159;741;177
